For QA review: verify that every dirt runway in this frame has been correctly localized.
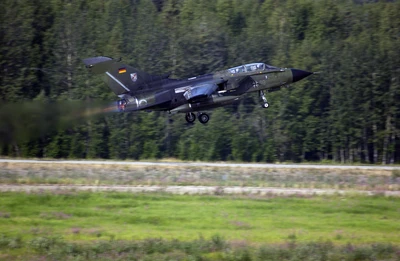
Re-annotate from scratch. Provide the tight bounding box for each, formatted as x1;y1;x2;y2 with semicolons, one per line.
1;184;399;197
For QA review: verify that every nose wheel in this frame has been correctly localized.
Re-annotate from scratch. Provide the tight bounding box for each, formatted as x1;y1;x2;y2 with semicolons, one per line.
259;90;269;108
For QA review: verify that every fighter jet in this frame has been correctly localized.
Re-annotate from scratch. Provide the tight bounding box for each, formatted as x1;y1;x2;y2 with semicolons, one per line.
83;56;313;124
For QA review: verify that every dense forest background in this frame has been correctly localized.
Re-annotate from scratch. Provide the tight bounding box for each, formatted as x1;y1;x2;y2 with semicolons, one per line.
0;0;399;164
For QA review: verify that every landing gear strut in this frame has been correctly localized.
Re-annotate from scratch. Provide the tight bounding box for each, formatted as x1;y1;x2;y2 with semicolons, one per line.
259;90;269;108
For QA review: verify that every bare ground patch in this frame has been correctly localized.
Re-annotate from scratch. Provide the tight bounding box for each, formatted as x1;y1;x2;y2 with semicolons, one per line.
0;184;399;197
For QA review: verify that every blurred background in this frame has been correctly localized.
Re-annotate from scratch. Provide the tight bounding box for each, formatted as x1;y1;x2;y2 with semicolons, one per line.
0;0;399;164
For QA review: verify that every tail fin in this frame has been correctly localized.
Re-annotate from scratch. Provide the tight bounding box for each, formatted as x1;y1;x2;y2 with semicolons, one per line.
83;56;155;95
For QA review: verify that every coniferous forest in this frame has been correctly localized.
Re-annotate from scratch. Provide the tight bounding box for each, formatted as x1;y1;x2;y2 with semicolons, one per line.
0;0;399;164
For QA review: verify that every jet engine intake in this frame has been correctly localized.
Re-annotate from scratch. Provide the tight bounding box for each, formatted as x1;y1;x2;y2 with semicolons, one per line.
183;83;218;103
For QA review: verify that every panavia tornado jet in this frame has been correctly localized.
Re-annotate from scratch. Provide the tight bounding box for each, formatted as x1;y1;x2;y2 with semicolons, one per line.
83;56;313;124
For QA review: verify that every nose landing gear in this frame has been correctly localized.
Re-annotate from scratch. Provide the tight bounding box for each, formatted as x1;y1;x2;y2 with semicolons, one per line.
259;90;269;108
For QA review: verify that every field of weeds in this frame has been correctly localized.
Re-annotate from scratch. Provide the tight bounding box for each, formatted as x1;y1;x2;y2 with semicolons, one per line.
0;192;399;244
1;162;399;191
0;191;399;260
1;235;399;261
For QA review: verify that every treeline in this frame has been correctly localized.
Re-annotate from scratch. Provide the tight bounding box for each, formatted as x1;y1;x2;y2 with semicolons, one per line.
0;0;399;163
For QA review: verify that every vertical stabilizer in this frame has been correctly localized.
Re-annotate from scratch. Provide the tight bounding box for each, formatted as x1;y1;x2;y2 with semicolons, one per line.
83;56;154;95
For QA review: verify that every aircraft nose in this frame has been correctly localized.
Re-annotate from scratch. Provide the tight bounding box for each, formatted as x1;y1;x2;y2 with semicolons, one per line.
291;69;313;83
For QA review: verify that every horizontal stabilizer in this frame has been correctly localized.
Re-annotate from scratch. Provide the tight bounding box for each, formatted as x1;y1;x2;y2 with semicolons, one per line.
83;56;115;74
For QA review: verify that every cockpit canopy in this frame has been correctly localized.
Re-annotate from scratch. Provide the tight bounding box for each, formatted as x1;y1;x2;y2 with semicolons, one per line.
228;63;278;74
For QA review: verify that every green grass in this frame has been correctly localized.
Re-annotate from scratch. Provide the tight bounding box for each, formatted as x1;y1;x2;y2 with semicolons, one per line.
0;192;399;245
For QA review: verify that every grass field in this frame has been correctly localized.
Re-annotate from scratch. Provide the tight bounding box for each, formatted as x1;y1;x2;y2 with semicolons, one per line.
1;162;400;260
1;192;399;245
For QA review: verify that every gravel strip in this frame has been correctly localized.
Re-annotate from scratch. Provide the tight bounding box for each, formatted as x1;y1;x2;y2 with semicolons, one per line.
1;184;398;197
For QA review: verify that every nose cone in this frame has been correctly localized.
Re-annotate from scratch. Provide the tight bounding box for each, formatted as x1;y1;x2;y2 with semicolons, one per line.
291;69;313;83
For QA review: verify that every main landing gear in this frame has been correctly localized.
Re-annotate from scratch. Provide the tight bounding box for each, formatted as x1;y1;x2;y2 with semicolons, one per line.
198;113;210;124
185;112;210;124
185;112;196;123
259;90;269;108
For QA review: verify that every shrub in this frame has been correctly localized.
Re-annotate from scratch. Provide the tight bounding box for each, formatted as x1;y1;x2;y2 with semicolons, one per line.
211;234;226;251
29;236;61;253
0;234;22;249
0;234;11;249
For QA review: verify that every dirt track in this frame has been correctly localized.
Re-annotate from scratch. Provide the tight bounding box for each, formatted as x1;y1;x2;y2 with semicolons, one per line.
1;184;399;197
1;159;400;170
1;159;399;196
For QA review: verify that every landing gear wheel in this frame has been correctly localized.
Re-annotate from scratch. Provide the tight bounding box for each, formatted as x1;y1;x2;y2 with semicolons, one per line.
198;113;210;124
185;112;196;123
262;103;269;108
